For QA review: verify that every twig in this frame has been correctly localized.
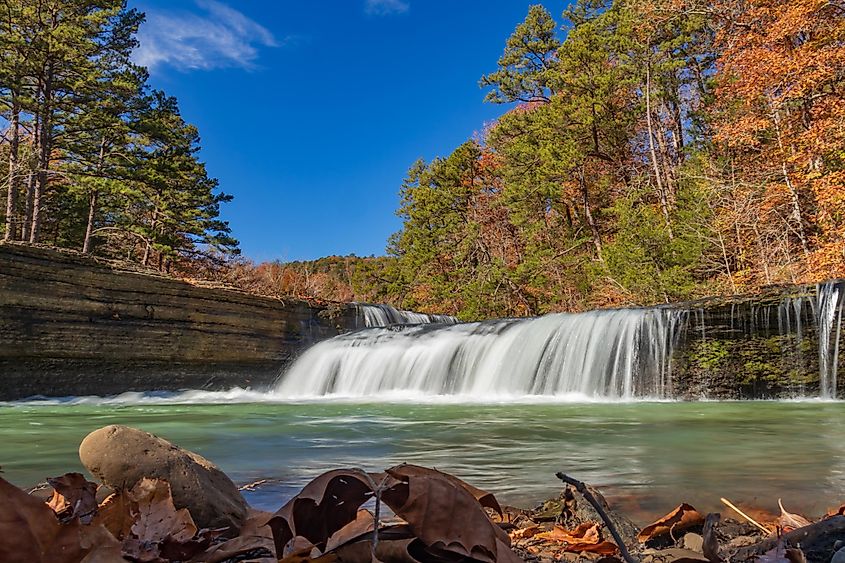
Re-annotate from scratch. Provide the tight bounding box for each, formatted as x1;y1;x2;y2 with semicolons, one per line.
27;481;50;494
372;475;389;561
720;497;771;535
556;472;639;563
353;469;390;563
238;479;269;492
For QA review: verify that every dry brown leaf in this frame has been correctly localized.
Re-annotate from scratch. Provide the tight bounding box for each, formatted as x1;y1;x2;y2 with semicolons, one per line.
46;473;99;524
94;478;206;562
129;479;197;545
79;543;127;563
535;522;619;555
159;527;229;561
269;465;518;563
495;537;527;563
386;463;503;516
537;521;600;543
277;546;322;563
381;472;510;563
93;492;133;540
325;509;375;553
509;525;540;540
564;540;620;555
77;524;125;563
240;507;274;537
333;537;420;563
0;476;100;563
638;503;705;543
777;500;812;532
267;469;378;556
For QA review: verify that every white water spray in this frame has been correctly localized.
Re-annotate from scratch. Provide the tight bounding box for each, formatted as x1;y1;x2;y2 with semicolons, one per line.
817;282;844;398
274;307;686;400
353;303;458;327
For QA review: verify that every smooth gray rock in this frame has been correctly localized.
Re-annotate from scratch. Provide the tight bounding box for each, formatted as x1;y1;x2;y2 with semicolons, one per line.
79;424;248;531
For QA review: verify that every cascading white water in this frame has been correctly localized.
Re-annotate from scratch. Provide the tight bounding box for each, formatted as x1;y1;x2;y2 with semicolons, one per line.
721;281;843;398
274;307;686;400
353;303;458;327
817;282;844;398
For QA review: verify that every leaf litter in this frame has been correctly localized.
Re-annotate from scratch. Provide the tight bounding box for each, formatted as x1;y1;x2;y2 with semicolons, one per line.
1;454;844;562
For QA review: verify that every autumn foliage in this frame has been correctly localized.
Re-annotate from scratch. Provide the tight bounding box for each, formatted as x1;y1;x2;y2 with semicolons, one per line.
712;0;845;281
209;0;845;320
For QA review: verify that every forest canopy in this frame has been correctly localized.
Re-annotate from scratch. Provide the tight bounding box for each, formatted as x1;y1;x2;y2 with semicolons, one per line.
3;0;843;320
226;0;845;319
0;0;238;269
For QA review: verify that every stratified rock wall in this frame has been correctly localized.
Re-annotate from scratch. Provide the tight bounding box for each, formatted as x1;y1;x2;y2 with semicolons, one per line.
0;244;357;400
669;282;845;399
2;243;843;400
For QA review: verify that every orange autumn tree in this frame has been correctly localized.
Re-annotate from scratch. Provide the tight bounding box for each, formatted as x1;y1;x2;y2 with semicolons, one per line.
712;0;845;279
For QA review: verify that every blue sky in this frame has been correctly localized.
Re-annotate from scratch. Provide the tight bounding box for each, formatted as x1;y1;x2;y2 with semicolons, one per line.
131;0;559;262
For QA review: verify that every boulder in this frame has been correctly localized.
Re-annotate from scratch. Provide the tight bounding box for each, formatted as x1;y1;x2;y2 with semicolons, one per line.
79;425;247;531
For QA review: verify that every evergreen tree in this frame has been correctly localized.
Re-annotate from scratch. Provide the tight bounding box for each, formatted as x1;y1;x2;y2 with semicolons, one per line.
480;5;561;105
0;0;238;271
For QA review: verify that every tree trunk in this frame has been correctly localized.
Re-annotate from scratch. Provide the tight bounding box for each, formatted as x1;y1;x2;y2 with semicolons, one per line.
579;167;603;262
4;101;20;241
654;103;677;202
30;67;54;244
83;137;107;253
716;230;736;293
772;106;809;257
752;222;772;284
142;208;160;266
142;240;151;266
82;190;98;253
645;58;674;239
22;114;40;239
671;98;684;158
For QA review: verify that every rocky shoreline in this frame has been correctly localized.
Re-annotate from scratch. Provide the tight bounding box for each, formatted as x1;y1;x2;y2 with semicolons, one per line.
5;425;844;563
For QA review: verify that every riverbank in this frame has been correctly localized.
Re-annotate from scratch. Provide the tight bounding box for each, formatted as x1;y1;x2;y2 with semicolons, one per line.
4;422;843;563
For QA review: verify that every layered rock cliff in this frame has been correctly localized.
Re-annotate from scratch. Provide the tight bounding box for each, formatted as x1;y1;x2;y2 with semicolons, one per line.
2;243;843;400
0;244;357;400
670;282;845;399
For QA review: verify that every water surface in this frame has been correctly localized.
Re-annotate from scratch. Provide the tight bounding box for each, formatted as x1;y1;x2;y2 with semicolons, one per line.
1;399;842;524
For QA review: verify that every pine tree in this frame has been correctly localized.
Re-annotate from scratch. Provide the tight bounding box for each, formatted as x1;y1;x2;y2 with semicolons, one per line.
480;5;561;105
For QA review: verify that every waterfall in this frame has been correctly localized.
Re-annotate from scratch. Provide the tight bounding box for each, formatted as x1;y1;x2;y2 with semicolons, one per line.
353;303;458;327
722;281;842;398
275;307;685;400
817;282;844;398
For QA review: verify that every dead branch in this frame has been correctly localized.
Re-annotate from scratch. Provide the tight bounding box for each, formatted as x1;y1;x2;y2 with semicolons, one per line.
732;516;845;562
556;472;639;563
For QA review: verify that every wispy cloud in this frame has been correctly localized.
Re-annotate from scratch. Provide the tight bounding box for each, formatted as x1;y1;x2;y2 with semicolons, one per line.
134;0;278;72
365;0;410;16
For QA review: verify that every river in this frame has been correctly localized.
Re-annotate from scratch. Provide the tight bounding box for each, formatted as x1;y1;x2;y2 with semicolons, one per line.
1;397;843;524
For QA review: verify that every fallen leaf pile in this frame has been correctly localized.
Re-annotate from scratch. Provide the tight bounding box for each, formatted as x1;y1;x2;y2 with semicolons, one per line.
2;461;844;563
